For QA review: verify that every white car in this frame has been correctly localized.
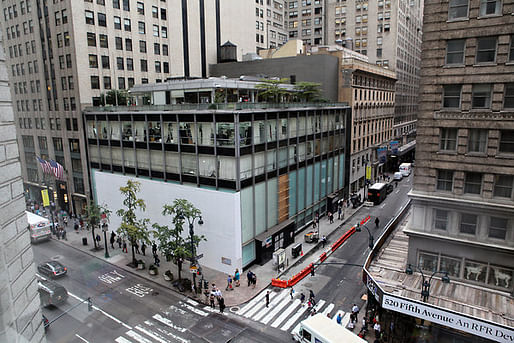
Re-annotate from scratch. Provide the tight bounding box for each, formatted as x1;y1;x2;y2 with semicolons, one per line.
393;172;403;181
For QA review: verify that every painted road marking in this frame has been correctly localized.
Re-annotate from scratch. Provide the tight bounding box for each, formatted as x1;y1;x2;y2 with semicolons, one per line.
135;325;169;343
151;315;187;333
322;303;335;316
270;299;301;328
253;290;288;321
261;295;293;325
179;301;209;317
126;284;153;298
98;270;126;284
149;323;190;343
237;289;270;316
75;334;89;343
115;337;133;343
125;330;153;343
186;299;199;306
243;291;277;318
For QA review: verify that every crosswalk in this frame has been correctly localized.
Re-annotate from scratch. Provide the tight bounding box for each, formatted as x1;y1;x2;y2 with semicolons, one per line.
236;289;353;335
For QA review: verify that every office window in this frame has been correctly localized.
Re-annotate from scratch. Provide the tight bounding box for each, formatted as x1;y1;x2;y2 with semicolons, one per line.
440;128;457;151
66;54;72;68
68;76;74;90
113;0;120;9
97;0;105;5
155;61;161;73
152;6;158;18
101;55;110;69
117;57;124;70
467;129;487;153
437;170;454;191
139;40;146;53
124;18;131;31
153;25;159;37
504;84;514;108
88;54;98;68
70;98;76;110
103;76;111;89
118;77;126;89
448;0;468;19
493;175;513;198
163;62;169;73
128;78;135;88
479;0;501;16
472;84;492;109
499;130;514;153
154;43;160;55
137;2;144;15
464;172;482;194
115;37;123;50
114;16;121;29
125;38;132;51
163;44;169;56
160;8;167;20
443;85;461;108
476;37;497;63
460;213;477;235
140;59;148;72
61;77;67;90
98;13;106;27
434;209;448;231
446;39;465;64
510;36;514;62
87;32;96;46
126;58;133;71
99;34;108;48
90;76;100;89
122;0;130;11
142;78;148;84
161;26;167;38
85;10;94;24
138;22;145;34
489;217;508;240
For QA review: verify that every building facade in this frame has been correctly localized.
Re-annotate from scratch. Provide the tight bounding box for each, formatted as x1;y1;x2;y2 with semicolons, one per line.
0;32;45;343
255;0;289;50
0;0;256;215
84;80;351;272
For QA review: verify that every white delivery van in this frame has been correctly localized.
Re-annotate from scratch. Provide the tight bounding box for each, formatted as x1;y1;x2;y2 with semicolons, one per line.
27;211;52;243
399;163;412;176
292;313;366;343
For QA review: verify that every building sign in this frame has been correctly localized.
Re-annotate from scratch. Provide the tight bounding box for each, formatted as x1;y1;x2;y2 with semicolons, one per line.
365;273;381;304
382;294;514;343
377;147;387;164
390;141;399;154
41;189;50;207
366;166;372;180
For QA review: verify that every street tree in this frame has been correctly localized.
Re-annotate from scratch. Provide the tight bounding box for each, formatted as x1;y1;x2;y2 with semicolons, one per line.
116;180;150;267
152;199;205;282
294;81;323;102
256;78;291;103
85;203;111;251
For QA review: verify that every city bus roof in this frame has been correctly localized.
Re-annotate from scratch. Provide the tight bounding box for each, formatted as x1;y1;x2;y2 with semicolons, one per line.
369;183;386;190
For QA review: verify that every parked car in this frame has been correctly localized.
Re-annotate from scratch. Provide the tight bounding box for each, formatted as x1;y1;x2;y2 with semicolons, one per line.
37;261;67;278
393;172;403;181
38;280;68;307
386;183;394;194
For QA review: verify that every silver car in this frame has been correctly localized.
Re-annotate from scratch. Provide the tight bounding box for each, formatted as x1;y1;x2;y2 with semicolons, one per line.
37;261;67;278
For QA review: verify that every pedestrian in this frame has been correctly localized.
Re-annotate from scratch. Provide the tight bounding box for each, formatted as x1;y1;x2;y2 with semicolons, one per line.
117;236;122;249
251;273;257;289
110;232;116;249
209;291;216;309
61;228;67;240
336;312;343;325
300;293;305;303
122;240;128;253
226;275;233;291
152;241;157;255
350;313;356;324
328;211;334;224
375;217;380;229
312;219;317;229
74;221;79;232
218;297;225;313
134;241;140;254
234;269;240;287
247;270;253;287
141;242;146;256
338;206;342;220
95;233;101;244
352;303;360;315
374;322;381;338
289;287;294;300
153;253;160;267
321;235;327;248
309;290;315;300
265;290;270;308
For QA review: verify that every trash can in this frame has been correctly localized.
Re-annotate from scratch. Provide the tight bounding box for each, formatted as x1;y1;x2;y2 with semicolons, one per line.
292;243;302;258
82;237;87;246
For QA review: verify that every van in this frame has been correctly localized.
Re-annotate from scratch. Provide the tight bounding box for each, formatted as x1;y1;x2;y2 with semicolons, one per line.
393;172;403;181
399;163;412;177
26;211;52;243
292;313;366;343
38;280;68;307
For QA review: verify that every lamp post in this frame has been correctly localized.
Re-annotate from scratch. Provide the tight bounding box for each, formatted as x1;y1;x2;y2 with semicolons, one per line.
405;264;450;302
179;213;204;294
355;223;374;250
102;222;109;258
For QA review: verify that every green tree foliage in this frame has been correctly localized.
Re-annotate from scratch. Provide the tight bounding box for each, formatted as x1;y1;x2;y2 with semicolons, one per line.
152;199;205;281
256;78;292;103
116;180;150;266
294;81;323;102
85;203;111;250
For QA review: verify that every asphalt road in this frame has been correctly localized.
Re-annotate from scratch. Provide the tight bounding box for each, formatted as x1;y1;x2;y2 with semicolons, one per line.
33;240;290;343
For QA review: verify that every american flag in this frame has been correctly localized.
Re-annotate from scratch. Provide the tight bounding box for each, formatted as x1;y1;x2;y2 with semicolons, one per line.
49;159;65;180
36;156;52;174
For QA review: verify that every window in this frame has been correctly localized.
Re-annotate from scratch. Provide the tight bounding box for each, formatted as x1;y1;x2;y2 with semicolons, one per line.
152;6;158;18
160;8;167;20
137;2;144;15
85;10;94;24
448;0;468;20
476;37;497;63
489;217;508;239
437;170;454;191
440;128;457;151
472;84;492;109
118;77;126;89
128;78;135;88
510;36;514;62
154;43;160;55
504;84;514;108
440;255;461;278
141;78;148;84
101;55;110;69
163;62;169;73
113;0;120;9
103;76;111;89
68;76;74;90
125;38;132;51
90;76;100;89
124;18;131;31
115;37;123;50
114;16;121;29
140;59;148;72
122;0;130;11
460;213;477;235
443;85;461;108
88;54;98;68
464;172;482;194
99;34;108;48
162;44;168;56
153;25;159;37
479;0;501;16
499;130;514;153
98;13;106;27
493;175;513;198
87;32;96;46
468;129;487;153
117;57;124;70
139;40;146;53
126;58;133;70
434;209;448;231
161;26;167;38
155;61;161;73
138;21;145;34
446;39;465;64
418;252;438;272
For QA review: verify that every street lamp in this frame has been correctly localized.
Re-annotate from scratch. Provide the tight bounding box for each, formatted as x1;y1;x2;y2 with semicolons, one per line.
355;223;374;250
179;212;203;294
405;264;450;302
102;222;109;258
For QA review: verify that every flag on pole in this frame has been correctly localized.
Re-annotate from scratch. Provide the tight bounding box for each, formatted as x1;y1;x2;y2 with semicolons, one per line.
49;159;65;180
36;156;52;174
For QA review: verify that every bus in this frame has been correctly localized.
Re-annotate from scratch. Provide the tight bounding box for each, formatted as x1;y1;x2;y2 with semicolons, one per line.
27;211;52;243
367;183;387;205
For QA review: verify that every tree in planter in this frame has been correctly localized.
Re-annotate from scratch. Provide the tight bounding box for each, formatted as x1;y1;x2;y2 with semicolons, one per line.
152;199;206;283
116;180;150;267
256;78;292;103
84;203;111;251
294;81;323;102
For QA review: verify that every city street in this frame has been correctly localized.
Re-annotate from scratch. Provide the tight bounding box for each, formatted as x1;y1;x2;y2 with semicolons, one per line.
234;175;413;339
33;241;290;343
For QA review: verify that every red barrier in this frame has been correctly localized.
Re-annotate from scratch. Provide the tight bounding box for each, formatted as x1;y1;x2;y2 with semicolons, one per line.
319;252;327;262
361;215;371;225
271;278;288;288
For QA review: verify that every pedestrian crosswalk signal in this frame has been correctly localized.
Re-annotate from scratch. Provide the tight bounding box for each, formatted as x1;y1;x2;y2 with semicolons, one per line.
87;297;93;312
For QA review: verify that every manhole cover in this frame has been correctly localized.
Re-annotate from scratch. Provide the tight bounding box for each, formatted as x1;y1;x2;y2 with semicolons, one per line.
229;306;240;313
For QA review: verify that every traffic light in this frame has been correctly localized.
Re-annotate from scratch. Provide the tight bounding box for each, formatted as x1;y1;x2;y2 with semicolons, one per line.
87;297;93;312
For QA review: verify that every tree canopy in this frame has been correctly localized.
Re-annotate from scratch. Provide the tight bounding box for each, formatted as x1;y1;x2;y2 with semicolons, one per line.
85;203;111;250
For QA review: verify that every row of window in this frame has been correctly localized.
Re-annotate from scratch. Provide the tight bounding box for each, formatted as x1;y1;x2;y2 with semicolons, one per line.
433;209;510;240
2;1;32;22
440;128;513;154
7;40;36;59
90;76;135;90
445;35;514;65
19;117;79;132
436;169;514;199
442;84;514;110
86;32;170;56
448;0;503;20
5;20;34;41
86;0;167;20
85;10;168;37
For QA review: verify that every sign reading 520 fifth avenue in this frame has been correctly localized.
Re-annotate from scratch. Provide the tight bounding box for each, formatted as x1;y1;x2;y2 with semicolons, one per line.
382;295;514;343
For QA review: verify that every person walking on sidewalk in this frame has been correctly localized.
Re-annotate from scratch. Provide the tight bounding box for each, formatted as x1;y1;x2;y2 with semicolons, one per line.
110;232;116;249
289;287;294;300
265;291;270;308
234;269;240;287
226;275;233;291
141;242;146;256
152;242;157;255
252;273;257;288
209;291;216;309
300;293;305;303
153;253;160;267
374;322;381;338
247;270;253;287
117;236;122;249
338;205;342;220
134;241;140;254
122;240;128;253
375;217;380;229
321;235;327;248
328;211;334;224
352;303;360;315
218;297;225;313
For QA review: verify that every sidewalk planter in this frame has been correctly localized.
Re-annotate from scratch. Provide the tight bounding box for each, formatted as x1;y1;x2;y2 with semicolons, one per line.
137;260;145;270
148;265;158;275
164;270;173;281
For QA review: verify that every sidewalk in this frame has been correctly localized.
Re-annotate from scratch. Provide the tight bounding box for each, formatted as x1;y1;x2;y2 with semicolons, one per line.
52;203;364;307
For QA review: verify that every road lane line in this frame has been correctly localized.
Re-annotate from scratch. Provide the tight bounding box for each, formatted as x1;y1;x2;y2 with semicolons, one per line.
151;315;187;332
135;325;169;343
115;337;133;343
125;330;153;343
237;289;269;316
75;334;89;343
178;301;208;317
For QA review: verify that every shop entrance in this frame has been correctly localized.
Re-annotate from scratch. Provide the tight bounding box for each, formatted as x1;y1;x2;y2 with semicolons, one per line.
254;219;295;266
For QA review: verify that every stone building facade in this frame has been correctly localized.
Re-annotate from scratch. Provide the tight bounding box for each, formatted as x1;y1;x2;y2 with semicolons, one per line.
0;32;45;343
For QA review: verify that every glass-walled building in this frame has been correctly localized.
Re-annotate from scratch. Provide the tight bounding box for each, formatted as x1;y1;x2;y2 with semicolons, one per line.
85;101;351;272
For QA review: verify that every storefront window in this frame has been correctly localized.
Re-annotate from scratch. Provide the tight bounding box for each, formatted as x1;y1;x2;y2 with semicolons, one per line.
418;251;438;272
464;260;487;283
216;122;234;146
163;122;178;144
198;122;214;146
109;121;121;140
488;265;513;290
148;121;161;142
240;122;252;146
121;121;133;141
97;121;108;139
179;122;195;144
253;120;266;144
440;255;461;277
87;121;97;138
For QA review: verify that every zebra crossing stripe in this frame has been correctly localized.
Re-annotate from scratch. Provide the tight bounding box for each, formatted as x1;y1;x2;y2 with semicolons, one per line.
261;296;294;325
152;314;187;332
322;303;335;316
237;289;269;316
125;330;153;343
115;337;133;343
178;301;209;317
341;313;352;328
282;299;326;332
270;299;301;328
135;325;168;343
252;290;288;321
186;299;199;306
243;291;277;318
